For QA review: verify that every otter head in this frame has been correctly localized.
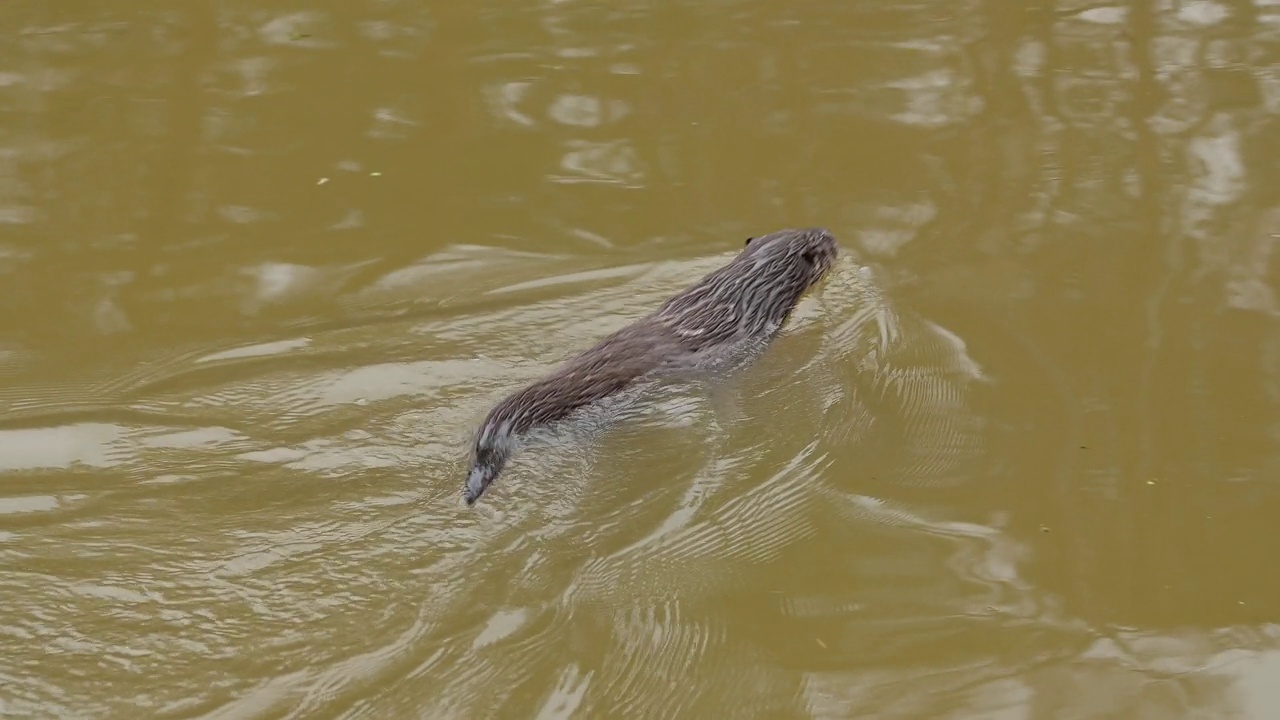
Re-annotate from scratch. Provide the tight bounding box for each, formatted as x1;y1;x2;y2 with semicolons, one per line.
731;227;838;333
463;419;514;505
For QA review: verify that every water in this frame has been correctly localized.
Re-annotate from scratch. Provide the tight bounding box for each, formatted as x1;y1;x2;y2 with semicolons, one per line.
3;0;1280;717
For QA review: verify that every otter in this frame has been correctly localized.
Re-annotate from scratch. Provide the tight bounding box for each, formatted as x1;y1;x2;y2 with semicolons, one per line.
463;227;839;505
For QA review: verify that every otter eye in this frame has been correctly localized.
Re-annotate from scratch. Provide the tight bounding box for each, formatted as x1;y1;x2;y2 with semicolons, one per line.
800;250;817;266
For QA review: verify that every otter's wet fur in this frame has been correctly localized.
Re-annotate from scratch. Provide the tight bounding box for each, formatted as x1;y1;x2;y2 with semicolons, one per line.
463;227;839;505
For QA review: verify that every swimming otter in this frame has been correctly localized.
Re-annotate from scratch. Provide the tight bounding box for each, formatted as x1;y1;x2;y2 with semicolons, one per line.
463;227;839;505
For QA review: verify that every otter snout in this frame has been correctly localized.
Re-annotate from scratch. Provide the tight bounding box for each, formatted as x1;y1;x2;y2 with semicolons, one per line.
463;429;511;506
464;464;496;506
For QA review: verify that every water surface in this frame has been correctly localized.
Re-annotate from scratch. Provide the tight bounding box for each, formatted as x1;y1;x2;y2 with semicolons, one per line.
3;0;1280;717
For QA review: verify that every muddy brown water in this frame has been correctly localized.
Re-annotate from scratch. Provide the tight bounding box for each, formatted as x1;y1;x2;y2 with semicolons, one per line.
3;1;1280;718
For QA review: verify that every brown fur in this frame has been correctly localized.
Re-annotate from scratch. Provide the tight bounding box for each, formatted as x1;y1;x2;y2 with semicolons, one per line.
464;227;838;505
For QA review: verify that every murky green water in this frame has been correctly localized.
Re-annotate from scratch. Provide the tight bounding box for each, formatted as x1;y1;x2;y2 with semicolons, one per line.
3;1;1280;717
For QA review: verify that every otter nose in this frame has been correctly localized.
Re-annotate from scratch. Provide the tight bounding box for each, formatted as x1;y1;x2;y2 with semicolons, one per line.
464;465;496;505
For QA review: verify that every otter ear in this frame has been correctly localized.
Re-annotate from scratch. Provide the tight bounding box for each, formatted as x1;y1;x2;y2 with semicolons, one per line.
744;236;755;247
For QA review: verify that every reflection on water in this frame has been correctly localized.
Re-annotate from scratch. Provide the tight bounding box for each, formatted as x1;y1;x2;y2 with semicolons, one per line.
3;0;1280;717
